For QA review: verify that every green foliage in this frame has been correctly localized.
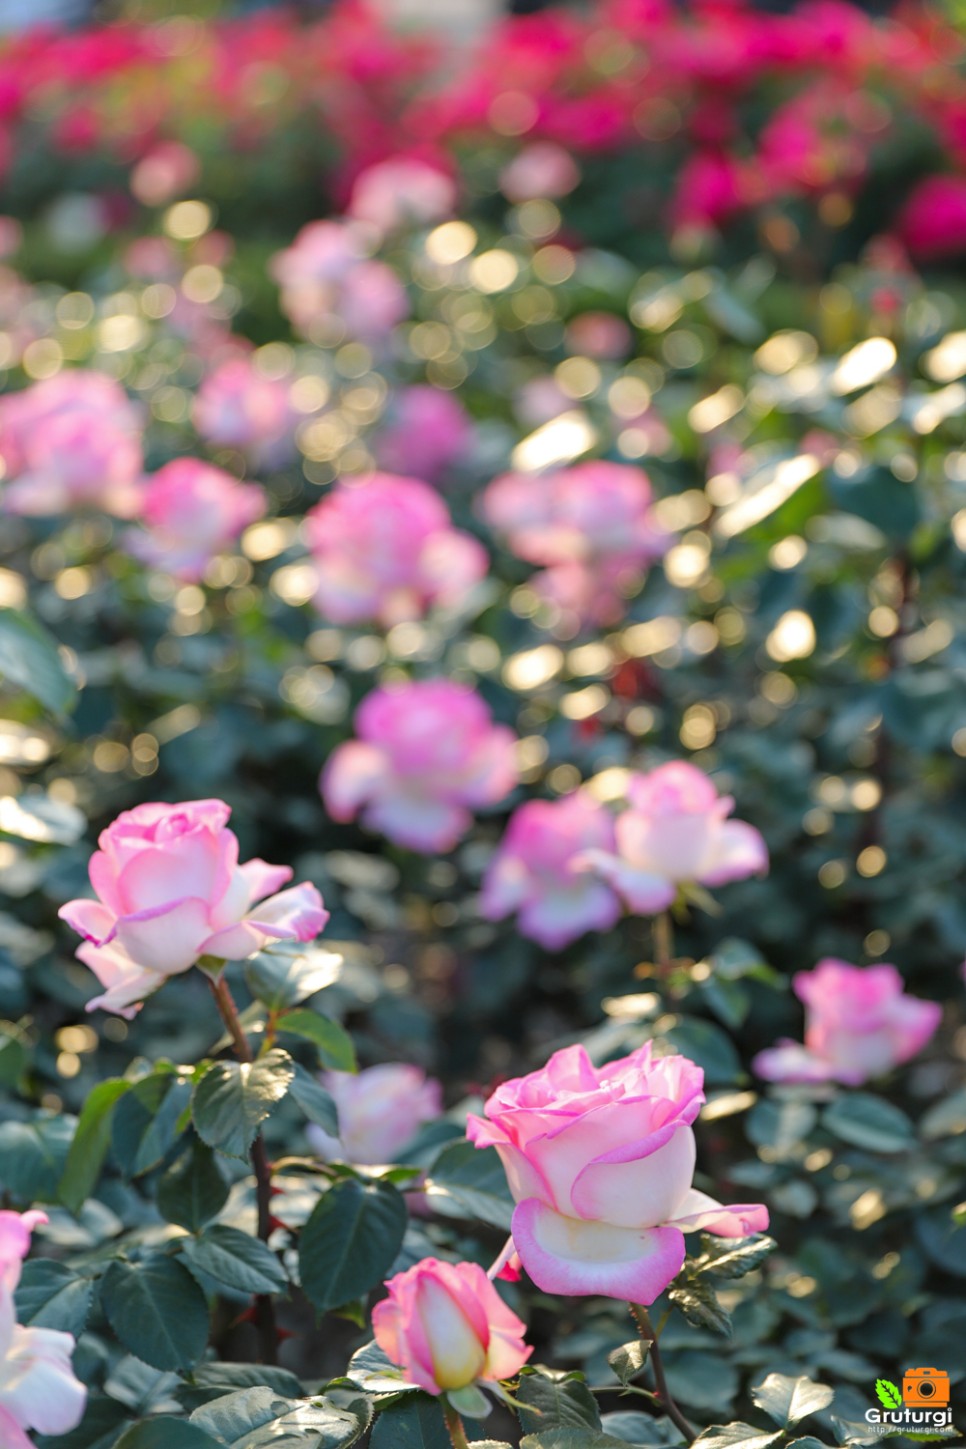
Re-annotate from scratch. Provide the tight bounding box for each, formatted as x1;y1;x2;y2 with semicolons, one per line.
100;1256;210;1372
0;606;77;717
192;1050;294;1158
517;1369;601;1434
298;1177;408;1314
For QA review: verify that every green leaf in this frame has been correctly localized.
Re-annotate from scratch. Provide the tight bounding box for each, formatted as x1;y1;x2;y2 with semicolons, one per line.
0;607;77;717
447;1385;491;1420
35;1395;130;1449
278;1009;356;1071
15;1260;93;1336
422;1142;514;1230
370;1396;452;1449
751;1375;835;1427
176;1363;305;1414
0;1114;75;1201
190;1386;368;1447
608;1340;649;1388
822;1095;914;1155
694;1235;776;1279
299;1177;407;1315
244;943;343;1010
288;1063;340;1136
669;1278;732;1336
113;1073;192;1177
518;1368;602;1433
157;1141;231;1232
0;1026;27;1088
101;1255;210;1372
521;1434;641;1449
874;1381;902;1411
114;1422;222;1449
692;1426;784;1449
192;1049;294;1159
58;1077;130;1213
347;1339;419;1394
180;1224;288;1296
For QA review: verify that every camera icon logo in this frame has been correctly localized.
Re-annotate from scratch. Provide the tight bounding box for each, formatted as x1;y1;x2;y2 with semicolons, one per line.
903;1368;951;1408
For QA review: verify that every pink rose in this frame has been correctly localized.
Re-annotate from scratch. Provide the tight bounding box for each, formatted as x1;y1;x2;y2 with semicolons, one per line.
467;1043;768;1303
582;762;768;915
481;461;669;626
753;959;942;1086
499;142;580;203
0;370;142;517
193;357;296;460
480;792;621;950
322;680;518;853
125;459;265;583
307;1064;442;1165
306;473;488;627
347;157;456;232
129;141;200;207
896;175;966;261
0;1211;86;1448
373;1258;531;1395
271;220;408;343
59;799;328;1017
372;386;473;484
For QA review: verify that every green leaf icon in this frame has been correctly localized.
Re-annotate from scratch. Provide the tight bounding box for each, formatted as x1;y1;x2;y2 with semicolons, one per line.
876;1380;902;1410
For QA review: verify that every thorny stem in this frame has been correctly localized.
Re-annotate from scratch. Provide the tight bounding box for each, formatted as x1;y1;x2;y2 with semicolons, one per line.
653;911;674;976
629;1304;696;1443
207;971;279;1366
442;1399;471;1449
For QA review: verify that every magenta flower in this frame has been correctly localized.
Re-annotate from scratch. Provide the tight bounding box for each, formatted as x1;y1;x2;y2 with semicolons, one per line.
481;461;669;626
347;156;456;232
0;370;142;517
373;1258;531;1395
322;680;518;853
307;1063;442;1165
582;762;768;915
0;1211;86;1448
306;473;487;626
753;959;942;1086
373;386;473;484
59;799;328;1017
125;458;265;583
480;792;621;950
271;220;408;343
468;1043;768;1304
897;175;966;260
193;356;296;459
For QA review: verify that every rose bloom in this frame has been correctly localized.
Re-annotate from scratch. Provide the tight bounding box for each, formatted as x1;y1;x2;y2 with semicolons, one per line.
0;370;143;517
480;792;621;951
125;459;265;583
306;473;488;627
307;1064;442;1165
322;680;518;853
193;356;296;460
583;762;768;915
271;220;408;344
468;1043;768;1303
896;175;966;261
373;1258;531;1395
499;142;580;203
0;1211;86;1448
753;959;942;1086
59;799;328;1017
481;461;669;626
372;385;473;484
130;140;200;207
347;156;456;232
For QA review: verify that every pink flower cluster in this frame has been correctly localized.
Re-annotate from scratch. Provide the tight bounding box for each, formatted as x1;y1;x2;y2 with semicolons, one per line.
59;799;327;1017
372;385;473;484
347;156;456;233
322;680;518;853
481;461;669;626
193;355;297;462
0;1211;86;1448
125;459;265;583
468;1042;768;1304
0;371;142;517
308;1063;442;1165
754;959;941;1085
306;473;487;627
271;220;408;345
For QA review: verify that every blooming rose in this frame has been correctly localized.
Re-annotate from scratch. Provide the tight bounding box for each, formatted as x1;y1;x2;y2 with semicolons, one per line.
582;762;768;915
0;370;143;517
373;1258;531;1395
347;157;456;232
372;386;473;484
125;459;265;583
896;175;966;261
59;799;328;1017
193;356;296;461
480;792;621;950
468;1043;768;1303
0;1211;86;1448
307;1064;442;1165
306;473;488;626
499;142;580;203
322;680;518;853
481;461;669;626
271;220;408;344
753;959;942;1086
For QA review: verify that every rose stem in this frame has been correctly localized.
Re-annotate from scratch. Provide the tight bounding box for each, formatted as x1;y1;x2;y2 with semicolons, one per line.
207;970;279;1365
630;1304;696;1443
653;911;674;975
442;1400;471;1449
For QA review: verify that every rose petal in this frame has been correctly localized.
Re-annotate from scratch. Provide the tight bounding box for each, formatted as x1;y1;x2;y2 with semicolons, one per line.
511;1198;685;1303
